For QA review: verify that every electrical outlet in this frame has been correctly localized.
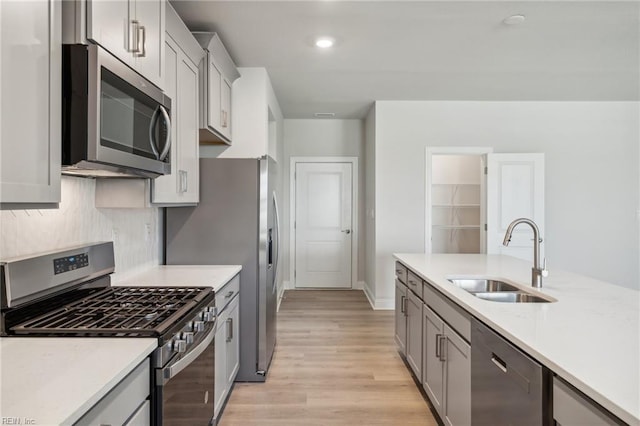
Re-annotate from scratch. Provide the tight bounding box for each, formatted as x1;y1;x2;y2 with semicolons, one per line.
144;223;152;242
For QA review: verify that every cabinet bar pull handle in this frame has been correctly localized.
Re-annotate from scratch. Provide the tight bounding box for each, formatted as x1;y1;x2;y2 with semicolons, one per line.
129;20;140;53
225;290;234;299
435;333;441;358
439;335;447;361
491;354;508;373
403;297;408;316
226;318;233;342
400;295;405;314
134;25;146;57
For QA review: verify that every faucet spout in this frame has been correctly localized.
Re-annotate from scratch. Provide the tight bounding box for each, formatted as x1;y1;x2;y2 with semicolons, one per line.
503;218;547;288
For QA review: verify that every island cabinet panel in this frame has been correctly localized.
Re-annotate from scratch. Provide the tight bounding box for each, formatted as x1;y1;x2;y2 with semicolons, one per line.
443;324;471;426
394;279;408;355
423;304;445;417
553;377;621;426
406;288;423;379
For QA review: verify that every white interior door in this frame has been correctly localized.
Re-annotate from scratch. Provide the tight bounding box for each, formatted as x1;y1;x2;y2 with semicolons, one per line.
486;153;545;261
294;162;353;288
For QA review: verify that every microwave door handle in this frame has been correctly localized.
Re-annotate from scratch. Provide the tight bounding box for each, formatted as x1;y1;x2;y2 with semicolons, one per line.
158;105;171;161
148;106;161;159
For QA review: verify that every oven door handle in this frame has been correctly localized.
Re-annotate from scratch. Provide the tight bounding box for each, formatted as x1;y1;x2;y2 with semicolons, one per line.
157;319;217;386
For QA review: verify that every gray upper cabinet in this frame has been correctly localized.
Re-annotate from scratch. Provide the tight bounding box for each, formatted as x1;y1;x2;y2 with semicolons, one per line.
64;0;166;89
152;4;201;206
193;33;240;145
1;0;61;208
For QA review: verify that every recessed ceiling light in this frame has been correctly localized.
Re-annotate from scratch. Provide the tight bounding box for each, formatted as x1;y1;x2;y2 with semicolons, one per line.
503;14;526;25
315;37;335;49
314;112;335;118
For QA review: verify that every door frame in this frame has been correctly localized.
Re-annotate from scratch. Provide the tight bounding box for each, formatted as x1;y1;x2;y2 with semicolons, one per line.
289;157;359;289
425;147;493;254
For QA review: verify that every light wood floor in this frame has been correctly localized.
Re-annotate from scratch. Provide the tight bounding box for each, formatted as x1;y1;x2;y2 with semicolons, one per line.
219;290;438;426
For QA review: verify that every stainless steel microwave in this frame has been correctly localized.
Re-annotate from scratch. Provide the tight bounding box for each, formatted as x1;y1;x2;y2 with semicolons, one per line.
62;44;171;178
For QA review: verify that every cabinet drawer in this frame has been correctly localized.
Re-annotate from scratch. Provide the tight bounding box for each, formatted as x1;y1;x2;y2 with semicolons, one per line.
124;400;150;425
553;377;621;426
395;262;408;284
406;270;423;300
423;281;470;342
76;359;150;426
216;274;240;314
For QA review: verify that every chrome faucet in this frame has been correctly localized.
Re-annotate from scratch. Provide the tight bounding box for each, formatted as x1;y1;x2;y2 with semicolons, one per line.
503;218;548;288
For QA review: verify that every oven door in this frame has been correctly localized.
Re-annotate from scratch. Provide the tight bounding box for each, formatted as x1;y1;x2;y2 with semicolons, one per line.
155;320;216;425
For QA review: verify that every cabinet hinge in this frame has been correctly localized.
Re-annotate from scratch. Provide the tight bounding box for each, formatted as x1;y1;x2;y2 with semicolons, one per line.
484;166;488;175
484;224;488;231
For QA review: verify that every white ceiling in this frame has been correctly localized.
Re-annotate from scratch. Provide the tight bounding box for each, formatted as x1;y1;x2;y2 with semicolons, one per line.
170;1;640;119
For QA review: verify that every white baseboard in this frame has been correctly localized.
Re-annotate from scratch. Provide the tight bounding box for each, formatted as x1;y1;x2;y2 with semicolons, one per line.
374;297;394;310
277;284;285;312
362;281;394;310
354;280;364;290
362;281;376;309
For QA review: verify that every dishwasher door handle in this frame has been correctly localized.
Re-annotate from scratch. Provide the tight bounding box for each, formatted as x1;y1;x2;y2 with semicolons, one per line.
491;353;508;373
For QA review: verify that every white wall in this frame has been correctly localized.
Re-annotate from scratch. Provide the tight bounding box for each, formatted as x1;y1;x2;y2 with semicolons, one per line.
370;101;639;306
201;67;274;159
282;119;365;286
0;176;161;280
364;106;377;304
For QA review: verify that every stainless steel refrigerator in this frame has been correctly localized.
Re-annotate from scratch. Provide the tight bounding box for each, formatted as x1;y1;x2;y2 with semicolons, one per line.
164;157;279;382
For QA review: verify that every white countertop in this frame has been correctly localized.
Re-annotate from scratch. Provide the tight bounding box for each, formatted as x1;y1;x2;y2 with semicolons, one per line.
394;253;640;425
113;265;241;292
0;337;156;425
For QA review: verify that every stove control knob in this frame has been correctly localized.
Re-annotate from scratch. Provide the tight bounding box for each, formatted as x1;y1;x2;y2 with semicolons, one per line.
203;310;216;322
173;339;187;353
193;321;205;332
180;331;194;344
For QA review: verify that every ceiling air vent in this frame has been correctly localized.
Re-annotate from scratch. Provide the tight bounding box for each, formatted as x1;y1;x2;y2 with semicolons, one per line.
314;112;335;118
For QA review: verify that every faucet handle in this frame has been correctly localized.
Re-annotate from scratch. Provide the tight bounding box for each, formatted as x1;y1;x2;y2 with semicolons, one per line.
541;258;549;277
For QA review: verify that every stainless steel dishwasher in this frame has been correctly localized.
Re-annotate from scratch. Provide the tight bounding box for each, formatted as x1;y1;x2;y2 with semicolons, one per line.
471;319;551;426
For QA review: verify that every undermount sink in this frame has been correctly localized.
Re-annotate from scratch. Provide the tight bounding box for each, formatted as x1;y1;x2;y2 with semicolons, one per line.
447;277;555;303
447;278;520;293
474;292;550;303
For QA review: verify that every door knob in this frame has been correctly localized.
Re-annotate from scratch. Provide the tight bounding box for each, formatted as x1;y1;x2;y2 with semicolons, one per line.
342;229;351;234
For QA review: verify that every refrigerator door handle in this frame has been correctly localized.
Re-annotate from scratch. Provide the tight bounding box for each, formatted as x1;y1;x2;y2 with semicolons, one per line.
272;192;280;294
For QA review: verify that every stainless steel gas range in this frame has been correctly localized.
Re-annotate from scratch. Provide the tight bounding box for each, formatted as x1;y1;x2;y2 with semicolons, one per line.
1;242;217;425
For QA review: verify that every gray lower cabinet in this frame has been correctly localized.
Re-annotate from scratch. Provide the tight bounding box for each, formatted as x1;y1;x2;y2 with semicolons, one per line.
423;304;471;426
214;274;241;421
406;289;423;379
553;377;622;426
394;279;408;355
443;324;471;426
423;304;445;415
76;359;150;425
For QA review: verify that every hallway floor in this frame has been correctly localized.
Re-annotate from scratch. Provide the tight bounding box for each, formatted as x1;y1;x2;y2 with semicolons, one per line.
219;290;437;426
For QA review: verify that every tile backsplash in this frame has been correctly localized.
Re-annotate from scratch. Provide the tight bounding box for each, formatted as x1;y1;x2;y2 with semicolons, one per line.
0;176;161;279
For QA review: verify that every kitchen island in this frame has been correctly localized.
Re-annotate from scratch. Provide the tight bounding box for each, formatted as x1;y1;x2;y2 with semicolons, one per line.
394;253;639;425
